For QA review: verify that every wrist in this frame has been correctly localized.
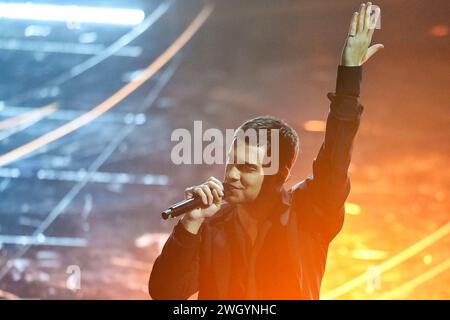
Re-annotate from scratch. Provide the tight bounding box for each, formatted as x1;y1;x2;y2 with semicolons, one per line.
181;216;205;235
341;56;362;67
342;62;361;67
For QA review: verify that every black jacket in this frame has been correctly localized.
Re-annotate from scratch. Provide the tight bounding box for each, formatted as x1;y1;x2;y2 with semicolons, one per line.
149;66;363;300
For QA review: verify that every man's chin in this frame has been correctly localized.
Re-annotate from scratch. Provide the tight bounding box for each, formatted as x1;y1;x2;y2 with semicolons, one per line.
224;193;255;204
224;194;244;204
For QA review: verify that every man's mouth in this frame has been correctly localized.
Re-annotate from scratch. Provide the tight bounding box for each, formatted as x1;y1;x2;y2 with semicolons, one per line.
224;182;243;193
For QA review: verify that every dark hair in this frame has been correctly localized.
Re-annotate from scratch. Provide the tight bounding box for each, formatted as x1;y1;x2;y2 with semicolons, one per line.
237;116;299;172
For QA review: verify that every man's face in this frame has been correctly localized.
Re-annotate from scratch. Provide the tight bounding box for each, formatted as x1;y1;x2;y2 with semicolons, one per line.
223;138;267;204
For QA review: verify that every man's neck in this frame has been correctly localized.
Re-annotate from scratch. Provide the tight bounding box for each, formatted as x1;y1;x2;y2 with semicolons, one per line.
237;203;261;225
236;191;281;247
238;202;268;222
236;204;260;247
237;187;281;223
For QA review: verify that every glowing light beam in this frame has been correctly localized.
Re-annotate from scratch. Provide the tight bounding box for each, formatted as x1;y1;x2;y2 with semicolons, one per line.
0;103;58;131
0;4;214;167
322;221;450;299
0;3;145;25
377;258;450;299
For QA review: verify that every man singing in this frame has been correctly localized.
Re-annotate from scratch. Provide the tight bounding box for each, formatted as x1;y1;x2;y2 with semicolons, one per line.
149;2;383;299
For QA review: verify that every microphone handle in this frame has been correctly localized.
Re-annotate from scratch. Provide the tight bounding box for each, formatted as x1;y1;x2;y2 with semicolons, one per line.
161;182;230;220
161;196;204;220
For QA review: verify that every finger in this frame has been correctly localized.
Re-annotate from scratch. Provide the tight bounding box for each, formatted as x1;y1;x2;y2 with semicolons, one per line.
357;3;366;33
365;2;372;31
193;187;208;205
206;180;224;195
368;6;380;36
363;44;384;63
206;180;224;200
348;11;358;36
200;184;214;205
208;176;224;192
211;189;222;204
185;187;194;199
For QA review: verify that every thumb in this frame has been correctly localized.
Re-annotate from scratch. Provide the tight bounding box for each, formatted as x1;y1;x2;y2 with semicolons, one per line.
363;44;384;63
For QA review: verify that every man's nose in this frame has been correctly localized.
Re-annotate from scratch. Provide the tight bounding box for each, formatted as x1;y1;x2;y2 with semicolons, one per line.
226;165;240;181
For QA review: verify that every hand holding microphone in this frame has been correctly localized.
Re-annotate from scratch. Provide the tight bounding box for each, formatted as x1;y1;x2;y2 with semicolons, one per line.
183;176;225;221
161;177;228;232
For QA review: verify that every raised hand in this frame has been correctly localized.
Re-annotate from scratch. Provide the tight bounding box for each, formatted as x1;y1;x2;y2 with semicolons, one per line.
341;2;383;66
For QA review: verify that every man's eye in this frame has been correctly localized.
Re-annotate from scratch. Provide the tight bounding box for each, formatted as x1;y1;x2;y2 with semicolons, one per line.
241;165;256;172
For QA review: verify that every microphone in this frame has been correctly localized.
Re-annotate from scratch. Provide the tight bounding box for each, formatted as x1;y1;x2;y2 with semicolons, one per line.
161;182;230;220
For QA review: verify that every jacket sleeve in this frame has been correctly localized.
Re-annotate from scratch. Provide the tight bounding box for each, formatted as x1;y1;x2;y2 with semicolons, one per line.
148;220;201;299
293;66;363;242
